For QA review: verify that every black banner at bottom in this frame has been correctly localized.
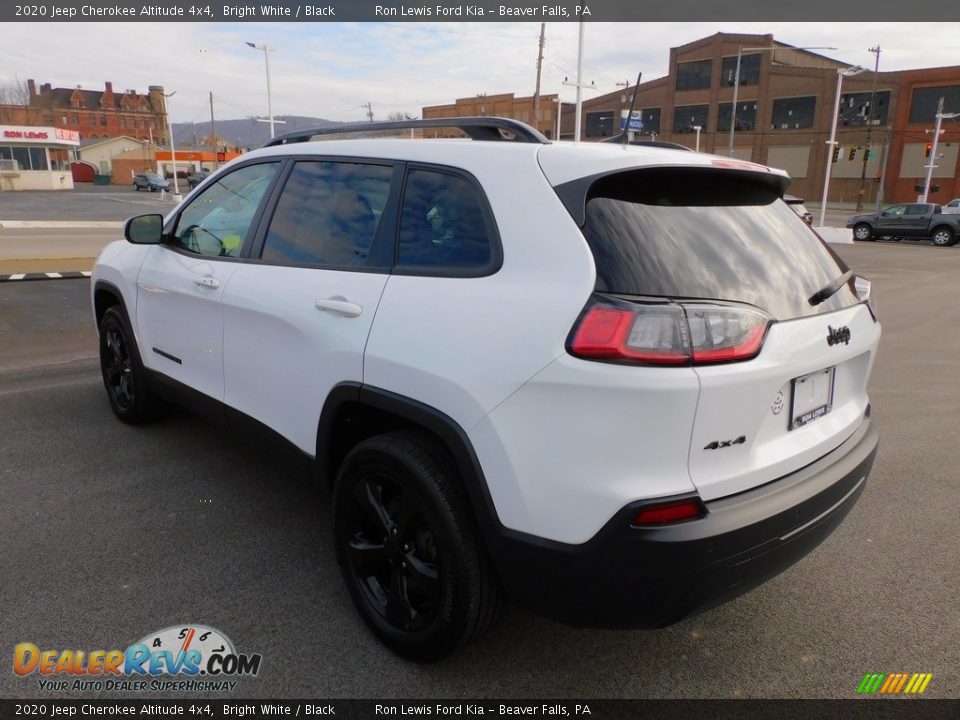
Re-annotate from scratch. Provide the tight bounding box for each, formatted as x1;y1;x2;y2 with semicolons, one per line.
2;700;959;720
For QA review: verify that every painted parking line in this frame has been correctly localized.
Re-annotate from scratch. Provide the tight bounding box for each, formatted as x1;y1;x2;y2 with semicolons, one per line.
0;271;91;282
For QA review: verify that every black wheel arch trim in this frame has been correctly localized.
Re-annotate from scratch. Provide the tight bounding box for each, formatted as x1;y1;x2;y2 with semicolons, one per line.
315;382;501;524
93;279;133;329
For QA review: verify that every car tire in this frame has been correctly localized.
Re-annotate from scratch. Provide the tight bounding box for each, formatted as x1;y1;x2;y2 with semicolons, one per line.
853;223;873;241
333;432;502;662
930;226;956;247
133;183;139;191
98;306;158;424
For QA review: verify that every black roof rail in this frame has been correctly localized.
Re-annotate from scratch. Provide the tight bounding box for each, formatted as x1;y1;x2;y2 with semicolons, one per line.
262;116;550;148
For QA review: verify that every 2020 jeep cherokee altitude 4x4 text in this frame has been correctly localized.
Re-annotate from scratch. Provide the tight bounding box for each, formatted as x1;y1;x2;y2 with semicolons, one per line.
93;118;880;661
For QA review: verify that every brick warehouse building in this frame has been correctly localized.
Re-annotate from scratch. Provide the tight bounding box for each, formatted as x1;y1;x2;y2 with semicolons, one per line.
423;92;570;140
577;32;960;205
0;80;168;145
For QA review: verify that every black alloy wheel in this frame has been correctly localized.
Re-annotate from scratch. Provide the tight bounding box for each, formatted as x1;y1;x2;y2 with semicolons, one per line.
333;433;502;662
344;473;443;633
98;306;156;424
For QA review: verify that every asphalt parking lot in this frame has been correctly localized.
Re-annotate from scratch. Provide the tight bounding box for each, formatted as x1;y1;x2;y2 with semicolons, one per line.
0;241;958;700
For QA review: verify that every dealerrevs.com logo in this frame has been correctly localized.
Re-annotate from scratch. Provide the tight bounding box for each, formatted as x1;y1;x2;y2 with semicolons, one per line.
13;625;262;692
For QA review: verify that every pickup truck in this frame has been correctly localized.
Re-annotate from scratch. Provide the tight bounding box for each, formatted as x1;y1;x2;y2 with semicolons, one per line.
847;202;960;246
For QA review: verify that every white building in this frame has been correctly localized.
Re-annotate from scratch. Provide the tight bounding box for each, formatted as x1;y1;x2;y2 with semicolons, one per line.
0;125;80;190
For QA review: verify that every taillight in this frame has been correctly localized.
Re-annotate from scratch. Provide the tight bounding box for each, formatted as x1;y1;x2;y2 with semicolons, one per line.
854;275;878;321
569;296;771;366
631;498;705;526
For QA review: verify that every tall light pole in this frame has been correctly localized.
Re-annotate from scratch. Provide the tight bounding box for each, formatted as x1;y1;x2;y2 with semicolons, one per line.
246;41;276;138
921;98;960;203
818;66;866;228
693;125;702;152
162;90;181;201
727;45;836;157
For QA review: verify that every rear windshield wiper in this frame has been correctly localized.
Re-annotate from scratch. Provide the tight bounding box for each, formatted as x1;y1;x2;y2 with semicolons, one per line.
808;269;854;306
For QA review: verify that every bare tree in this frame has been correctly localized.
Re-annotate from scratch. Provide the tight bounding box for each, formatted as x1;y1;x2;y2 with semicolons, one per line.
0;77;32;106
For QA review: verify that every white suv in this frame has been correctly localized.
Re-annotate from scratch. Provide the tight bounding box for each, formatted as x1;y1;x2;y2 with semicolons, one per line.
92;118;880;662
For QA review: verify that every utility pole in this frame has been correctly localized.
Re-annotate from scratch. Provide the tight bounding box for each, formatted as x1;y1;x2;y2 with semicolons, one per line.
876;125;893;210
533;22;545;130
364;102;374;122
856;45;881;211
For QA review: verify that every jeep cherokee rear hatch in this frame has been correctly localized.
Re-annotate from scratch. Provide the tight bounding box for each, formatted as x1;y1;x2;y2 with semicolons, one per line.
550;162;880;501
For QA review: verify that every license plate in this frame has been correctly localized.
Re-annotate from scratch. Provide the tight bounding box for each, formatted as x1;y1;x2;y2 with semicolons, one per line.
790;366;835;430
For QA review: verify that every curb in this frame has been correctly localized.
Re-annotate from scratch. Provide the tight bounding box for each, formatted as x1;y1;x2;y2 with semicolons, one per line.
0;271;92;283
0;221;123;229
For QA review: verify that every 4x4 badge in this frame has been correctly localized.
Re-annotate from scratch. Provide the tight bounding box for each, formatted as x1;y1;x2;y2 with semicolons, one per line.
827;325;851;346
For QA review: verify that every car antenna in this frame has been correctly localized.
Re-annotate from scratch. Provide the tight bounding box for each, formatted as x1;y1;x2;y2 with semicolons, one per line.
622;70;642;147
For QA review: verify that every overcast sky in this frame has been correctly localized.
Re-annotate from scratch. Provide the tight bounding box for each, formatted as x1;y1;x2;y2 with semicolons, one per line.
3;22;958;124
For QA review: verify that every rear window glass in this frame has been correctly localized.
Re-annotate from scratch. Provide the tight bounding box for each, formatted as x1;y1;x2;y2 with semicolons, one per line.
579;168;859;320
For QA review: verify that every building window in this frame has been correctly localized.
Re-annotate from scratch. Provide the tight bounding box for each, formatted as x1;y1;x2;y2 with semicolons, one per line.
61;115;67;125
721;54;761;87
839;90;890;126
717;101;758;132
119;116;126;129
99;114;107;127
585;110;615;138
771;96;817;129
71;113;79;126
908;85;960;124
1;146;49;171
673;104;709;133
675;59;712;92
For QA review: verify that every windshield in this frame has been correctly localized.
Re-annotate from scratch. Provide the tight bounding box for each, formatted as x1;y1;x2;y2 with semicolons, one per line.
578;168;859;320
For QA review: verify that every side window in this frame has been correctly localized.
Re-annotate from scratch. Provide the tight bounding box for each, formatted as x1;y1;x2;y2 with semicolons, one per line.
904;205;926;216
397;169;495;272
172;162;280;257
260;161;393;267
886;205;906;216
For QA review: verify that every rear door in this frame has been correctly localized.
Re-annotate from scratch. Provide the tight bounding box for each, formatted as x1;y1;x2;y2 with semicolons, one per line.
220;158;397;454
575;167;880;501
902;204;932;237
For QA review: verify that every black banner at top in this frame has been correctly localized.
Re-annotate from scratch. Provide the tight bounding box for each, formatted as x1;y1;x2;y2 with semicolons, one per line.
5;0;960;22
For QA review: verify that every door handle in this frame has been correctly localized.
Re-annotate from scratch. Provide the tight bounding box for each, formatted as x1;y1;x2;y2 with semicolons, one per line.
193;277;221;289
315;297;363;318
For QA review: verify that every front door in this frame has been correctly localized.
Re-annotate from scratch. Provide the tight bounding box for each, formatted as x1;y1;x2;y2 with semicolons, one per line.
135;161;282;401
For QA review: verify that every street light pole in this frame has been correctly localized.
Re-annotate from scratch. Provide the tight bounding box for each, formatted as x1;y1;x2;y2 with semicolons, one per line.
818;67;865;228
693;125;702;152
246;42;276;139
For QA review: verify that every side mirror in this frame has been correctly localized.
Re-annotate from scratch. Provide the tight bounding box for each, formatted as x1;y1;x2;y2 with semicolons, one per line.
124;214;164;244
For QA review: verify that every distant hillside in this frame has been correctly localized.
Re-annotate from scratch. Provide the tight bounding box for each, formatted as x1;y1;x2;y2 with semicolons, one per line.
170;115;341;150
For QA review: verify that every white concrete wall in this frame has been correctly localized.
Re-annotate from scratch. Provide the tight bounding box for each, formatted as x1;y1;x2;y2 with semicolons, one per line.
7;171;74;190
815;226;853;244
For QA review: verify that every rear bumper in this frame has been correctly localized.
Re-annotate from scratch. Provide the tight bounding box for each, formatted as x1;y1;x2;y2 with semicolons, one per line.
481;420;878;629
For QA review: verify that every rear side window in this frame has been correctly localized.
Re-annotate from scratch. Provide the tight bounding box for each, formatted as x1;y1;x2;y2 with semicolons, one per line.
579;168;859;320
260;161;393;268
397;169;496;273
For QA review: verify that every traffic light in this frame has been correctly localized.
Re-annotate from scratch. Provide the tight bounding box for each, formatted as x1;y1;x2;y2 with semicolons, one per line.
848;146;857;161
925;143;933;158
832;146;840;163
